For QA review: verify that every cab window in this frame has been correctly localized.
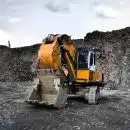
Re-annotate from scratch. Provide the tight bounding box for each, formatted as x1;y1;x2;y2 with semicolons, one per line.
90;53;94;66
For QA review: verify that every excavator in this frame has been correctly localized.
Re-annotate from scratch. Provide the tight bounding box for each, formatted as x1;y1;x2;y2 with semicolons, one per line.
27;34;105;108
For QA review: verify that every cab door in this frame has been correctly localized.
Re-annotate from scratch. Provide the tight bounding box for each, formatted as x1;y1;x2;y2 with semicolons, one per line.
88;51;95;71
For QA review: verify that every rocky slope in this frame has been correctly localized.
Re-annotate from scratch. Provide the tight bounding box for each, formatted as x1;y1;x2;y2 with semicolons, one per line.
82;27;130;90
0;27;129;90
0;44;40;82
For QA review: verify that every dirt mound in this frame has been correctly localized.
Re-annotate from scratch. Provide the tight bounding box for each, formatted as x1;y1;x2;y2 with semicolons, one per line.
82;27;130;90
0;27;129;90
0;44;40;82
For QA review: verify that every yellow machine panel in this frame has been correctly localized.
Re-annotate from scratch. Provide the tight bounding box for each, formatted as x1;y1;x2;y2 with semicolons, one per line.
94;72;103;81
76;70;103;81
76;70;90;80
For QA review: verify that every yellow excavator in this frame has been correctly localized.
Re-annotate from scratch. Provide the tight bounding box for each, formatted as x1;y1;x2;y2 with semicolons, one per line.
27;34;105;108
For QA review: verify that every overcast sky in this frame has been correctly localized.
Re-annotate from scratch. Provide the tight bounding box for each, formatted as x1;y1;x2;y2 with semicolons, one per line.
0;0;130;47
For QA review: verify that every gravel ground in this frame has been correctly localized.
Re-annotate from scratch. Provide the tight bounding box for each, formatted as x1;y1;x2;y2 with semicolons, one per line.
0;82;130;130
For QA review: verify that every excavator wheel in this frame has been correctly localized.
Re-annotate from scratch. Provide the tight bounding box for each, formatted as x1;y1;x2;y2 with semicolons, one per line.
88;86;100;104
26;69;68;109
84;86;100;104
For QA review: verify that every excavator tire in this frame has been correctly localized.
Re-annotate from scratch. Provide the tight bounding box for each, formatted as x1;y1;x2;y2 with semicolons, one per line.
88;86;100;104
26;69;68;108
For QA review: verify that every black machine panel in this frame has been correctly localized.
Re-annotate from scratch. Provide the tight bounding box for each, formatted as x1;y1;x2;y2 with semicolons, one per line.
76;48;89;69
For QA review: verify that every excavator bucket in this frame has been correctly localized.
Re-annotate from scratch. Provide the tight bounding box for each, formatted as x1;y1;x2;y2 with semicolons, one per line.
26;69;68;108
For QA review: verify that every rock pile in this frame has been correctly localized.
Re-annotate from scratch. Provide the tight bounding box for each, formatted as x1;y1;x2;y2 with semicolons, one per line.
81;27;130;90
0;44;40;82
0;27;129;90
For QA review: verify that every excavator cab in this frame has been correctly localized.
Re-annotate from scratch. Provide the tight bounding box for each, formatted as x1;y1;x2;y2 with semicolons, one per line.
76;48;95;71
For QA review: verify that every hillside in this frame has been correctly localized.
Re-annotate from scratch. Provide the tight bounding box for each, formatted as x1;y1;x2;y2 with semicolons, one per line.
0;27;129;90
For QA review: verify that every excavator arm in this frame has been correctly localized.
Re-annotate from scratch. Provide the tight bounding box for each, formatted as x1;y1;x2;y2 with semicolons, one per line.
59;45;76;82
